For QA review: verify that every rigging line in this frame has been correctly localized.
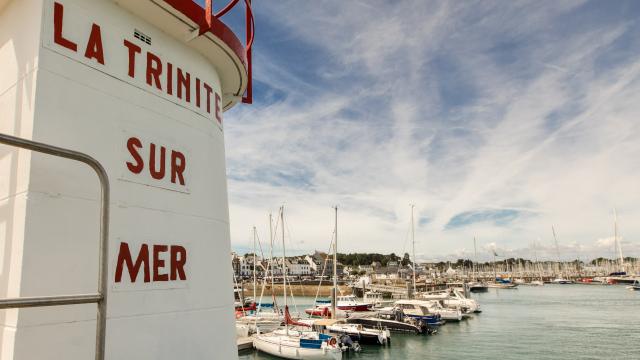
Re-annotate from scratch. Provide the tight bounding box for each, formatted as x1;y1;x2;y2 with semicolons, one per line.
280;213;301;315
232;268;247;317
309;234;335;318
254;228;269;314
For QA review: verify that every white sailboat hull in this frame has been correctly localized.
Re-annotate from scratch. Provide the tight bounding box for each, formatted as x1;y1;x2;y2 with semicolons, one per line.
253;334;342;360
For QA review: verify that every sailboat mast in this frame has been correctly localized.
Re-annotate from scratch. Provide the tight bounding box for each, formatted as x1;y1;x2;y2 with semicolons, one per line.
614;208;624;271
281;206;288;335
473;237;478;281
493;250;497;280
332;206;338;320
411;204;416;295
269;214;275;305
534;239;541;281
253;226;257;302
552;225;561;277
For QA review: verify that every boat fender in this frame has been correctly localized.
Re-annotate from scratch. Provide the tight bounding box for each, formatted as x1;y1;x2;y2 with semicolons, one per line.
328;338;337;347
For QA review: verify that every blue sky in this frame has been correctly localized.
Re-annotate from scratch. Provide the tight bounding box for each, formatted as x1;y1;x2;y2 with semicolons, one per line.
218;0;640;261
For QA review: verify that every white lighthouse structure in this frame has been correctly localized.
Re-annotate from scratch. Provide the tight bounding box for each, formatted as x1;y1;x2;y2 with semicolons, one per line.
0;0;252;359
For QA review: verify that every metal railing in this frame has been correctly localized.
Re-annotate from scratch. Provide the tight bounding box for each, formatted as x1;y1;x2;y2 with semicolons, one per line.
0;133;109;360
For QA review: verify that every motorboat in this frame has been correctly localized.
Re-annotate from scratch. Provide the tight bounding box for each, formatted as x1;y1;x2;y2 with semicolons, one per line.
551;278;573;284
575;278;608;285
346;311;426;334
336;295;373;311
487;282;519;289
468;282;489;293
304;304;349;318
363;291;386;308
625;280;640;291
421;300;464;321
303;319;390;345
418;289;481;313
393;300;443;326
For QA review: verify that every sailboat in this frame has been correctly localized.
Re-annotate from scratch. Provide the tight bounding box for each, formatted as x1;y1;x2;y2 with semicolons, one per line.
550;226;573;284
486;247;518;289
253;206;343;360
529;239;544;286
468;237;489;292
306;207;393;346
237;221;284;333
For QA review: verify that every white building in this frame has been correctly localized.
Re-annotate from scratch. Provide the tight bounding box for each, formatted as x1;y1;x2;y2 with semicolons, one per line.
288;257;311;276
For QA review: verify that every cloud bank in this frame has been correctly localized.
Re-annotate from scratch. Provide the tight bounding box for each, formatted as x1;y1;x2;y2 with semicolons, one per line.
223;0;640;261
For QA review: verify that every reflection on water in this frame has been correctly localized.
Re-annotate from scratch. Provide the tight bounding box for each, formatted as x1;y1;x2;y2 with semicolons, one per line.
239;285;640;359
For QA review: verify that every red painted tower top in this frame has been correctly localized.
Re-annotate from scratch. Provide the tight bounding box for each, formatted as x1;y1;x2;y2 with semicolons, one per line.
116;0;254;108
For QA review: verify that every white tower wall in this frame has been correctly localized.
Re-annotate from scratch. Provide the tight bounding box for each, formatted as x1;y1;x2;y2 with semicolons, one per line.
1;0;240;359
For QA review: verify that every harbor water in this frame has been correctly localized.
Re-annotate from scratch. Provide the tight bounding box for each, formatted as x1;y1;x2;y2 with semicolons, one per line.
239;285;640;359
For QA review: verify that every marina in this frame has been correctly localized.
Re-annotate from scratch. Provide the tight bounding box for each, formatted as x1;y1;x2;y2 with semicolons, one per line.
239;285;640;359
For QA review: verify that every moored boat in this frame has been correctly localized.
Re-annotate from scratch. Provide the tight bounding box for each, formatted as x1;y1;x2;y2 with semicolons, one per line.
336;295;373;311
551;278;573;284
302;319;390;345
487;282;519;289
625;280;640;291
253;207;343;360
394;299;444;326
418;289;482;313
253;329;343;360
468;282;489;292
421;300;464;321
346;314;425;334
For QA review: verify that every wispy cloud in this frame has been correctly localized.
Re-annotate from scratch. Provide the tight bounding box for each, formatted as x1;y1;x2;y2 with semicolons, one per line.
223;0;640;260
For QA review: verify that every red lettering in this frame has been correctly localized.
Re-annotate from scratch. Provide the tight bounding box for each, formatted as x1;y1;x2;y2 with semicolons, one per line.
215;93;222;124
115;243;150;283
146;52;162;90
153;245;169;282
203;82;213;114
195;78;201;108
53;2;77;52
123;40;141;78
170;150;186;185
149;143;166;180
126;137;144;174
166;62;174;96
170;246;187;281
126;137;188;186
177;68;190;103
84;24;104;65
